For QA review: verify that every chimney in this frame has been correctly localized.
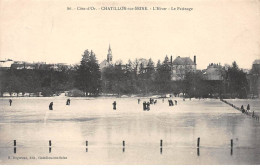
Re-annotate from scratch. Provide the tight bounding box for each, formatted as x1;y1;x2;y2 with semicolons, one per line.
170;55;173;64
194;55;196;65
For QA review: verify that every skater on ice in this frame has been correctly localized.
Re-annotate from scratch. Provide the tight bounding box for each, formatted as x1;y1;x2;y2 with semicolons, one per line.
49;102;53;110
143;101;146;111
113;101;117;110
66;99;70;105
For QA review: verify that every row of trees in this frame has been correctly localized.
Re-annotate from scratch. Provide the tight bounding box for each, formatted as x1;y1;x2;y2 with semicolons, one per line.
101;58;249;98
0;66;76;96
0;49;250;98
101;57;176;95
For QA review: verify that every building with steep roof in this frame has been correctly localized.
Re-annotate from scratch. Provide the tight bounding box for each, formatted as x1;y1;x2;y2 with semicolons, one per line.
203;63;224;81
172;56;195;65
170;55;197;80
253;59;260;65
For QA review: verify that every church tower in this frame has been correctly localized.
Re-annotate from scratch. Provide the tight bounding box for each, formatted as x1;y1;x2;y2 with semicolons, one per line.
107;44;112;63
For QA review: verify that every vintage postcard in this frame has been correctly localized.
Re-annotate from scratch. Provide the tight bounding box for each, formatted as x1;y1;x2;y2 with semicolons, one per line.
0;0;260;165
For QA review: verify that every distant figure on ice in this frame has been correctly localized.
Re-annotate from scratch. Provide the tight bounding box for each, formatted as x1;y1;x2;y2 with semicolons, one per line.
9;99;12;106
150;98;154;104
247;104;250;111
168;100;174;106
143;101;146;111
113;101;117;110
241;105;245;113
66;99;70;105
138;99;140;104
174;100;177;105
146;102;150;111
49;102;53;110
154;100;157;105
183;98;185;101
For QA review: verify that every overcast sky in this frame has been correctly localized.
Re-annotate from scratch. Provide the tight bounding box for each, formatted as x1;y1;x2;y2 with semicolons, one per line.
1;0;259;69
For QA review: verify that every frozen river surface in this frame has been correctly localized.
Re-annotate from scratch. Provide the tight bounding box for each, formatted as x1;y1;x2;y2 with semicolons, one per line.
0;97;260;165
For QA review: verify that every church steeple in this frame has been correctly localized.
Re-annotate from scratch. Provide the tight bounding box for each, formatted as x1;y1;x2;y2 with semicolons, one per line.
107;44;112;63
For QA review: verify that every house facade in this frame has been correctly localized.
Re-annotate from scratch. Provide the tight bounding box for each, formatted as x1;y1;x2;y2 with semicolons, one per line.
203;63;224;81
171;56;197;81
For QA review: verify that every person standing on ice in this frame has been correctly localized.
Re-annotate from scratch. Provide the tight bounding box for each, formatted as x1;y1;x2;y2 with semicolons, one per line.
66;99;70;105
147;102;150;111
9;99;12;106
113;101;117;110
49;102;53;110
138;99;140;104
247;104;250;112
175;100;177;105
241;105;245;113
170;100;174;106
143;101;146;111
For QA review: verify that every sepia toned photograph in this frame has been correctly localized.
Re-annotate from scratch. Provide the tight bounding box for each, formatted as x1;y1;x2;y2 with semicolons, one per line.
0;0;260;165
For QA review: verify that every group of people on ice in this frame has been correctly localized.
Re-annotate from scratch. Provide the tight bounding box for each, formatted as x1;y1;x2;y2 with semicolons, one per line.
142;101;151;111
240;104;255;116
48;99;70;110
221;99;257;119
142;98;158;111
6;98;257;120
241;104;250;113
168;100;177;106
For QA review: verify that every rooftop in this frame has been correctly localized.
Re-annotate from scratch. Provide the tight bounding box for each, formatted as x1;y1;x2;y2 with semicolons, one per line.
172;56;195;65
253;59;260;65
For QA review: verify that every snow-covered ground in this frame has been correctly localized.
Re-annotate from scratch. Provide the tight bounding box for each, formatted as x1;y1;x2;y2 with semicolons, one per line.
0;97;259;164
